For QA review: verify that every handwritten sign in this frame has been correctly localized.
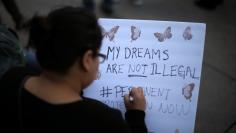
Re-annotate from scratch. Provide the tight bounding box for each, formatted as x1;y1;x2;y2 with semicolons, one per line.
84;18;206;133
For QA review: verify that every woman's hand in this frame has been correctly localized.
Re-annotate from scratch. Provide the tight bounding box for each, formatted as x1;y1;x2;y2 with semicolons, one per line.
124;87;146;111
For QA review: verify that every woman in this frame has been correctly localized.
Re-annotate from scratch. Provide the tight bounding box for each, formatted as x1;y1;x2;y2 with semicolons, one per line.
1;7;147;133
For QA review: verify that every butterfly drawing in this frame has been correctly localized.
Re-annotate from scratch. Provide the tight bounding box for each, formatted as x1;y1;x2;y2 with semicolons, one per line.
182;83;195;102
131;26;141;42
154;26;172;42
183;26;193;40
101;26;119;42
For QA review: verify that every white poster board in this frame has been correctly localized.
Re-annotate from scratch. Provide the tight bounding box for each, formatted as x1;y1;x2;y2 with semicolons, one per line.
84;18;206;133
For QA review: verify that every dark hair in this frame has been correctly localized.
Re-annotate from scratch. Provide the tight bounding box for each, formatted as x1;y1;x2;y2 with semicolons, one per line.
28;7;102;74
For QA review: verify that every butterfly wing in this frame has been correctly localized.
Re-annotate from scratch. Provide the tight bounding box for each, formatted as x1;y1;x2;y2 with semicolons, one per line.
131;26;135;33
164;26;172;39
107;26;119;41
101;26;107;38
188;83;195;92
154;32;165;42
183;26;192;40
133;26;141;38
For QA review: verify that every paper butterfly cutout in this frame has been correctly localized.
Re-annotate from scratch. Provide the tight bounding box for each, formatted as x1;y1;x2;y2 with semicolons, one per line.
175;129;180;133
183;26;193;40
131;26;141;42
182;83;195;102
154;26;172;42
101;26;119;42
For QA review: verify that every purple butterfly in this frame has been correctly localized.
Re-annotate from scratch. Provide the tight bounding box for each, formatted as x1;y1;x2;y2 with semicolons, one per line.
183;26;193;40
131;26;141;42
101;26;119;42
182;83;195;102
154;26;172;42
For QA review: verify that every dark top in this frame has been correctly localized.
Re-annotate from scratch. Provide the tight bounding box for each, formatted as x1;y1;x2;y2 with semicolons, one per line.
0;67;147;133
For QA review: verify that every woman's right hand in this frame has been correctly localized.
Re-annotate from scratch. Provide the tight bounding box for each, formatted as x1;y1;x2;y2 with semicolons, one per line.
124;87;146;111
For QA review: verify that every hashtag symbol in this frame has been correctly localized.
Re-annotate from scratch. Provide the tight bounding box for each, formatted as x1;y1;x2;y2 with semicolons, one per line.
100;86;113;97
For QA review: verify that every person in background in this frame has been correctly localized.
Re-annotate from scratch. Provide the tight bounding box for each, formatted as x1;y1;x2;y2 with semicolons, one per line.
23;16;46;73
1;0;25;29
1;6;147;133
194;0;224;10
0;24;25;79
113;0;143;6
82;0;114;15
